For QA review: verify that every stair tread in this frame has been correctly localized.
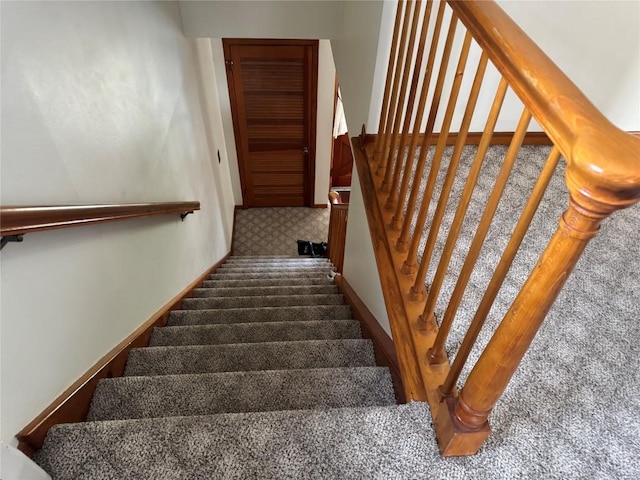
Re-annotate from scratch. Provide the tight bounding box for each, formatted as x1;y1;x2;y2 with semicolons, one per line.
209;271;331;279
181;294;345;310
168;305;353;326
191;285;338;298
124;339;376;376
218;265;331;270
88;367;395;421
202;277;334;288
150;320;361;346
35;403;433;479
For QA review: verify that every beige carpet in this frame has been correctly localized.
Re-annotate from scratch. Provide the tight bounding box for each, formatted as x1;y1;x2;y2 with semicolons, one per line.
233;207;330;256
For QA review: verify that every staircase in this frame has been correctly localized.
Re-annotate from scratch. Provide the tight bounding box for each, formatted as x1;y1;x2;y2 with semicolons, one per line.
34;256;432;478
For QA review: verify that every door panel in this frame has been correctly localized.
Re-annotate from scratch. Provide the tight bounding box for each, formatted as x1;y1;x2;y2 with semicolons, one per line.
224;40;318;207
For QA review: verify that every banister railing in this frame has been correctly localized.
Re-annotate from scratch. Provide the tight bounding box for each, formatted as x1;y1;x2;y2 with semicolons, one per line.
356;0;640;457
1;202;200;247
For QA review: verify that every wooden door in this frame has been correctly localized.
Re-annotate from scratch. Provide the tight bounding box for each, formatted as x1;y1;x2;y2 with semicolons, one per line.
224;39;318;207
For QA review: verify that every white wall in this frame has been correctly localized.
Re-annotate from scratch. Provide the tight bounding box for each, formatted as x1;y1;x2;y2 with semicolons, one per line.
210;39;243;205
330;1;386;133
315;40;336;205
367;0;640;135
499;0;640;132
0;1;234;444
342;167;392;338
180;1;342;40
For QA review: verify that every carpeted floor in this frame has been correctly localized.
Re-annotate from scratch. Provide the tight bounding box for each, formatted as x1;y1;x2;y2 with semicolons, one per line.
232;207;330;256
398;144;640;478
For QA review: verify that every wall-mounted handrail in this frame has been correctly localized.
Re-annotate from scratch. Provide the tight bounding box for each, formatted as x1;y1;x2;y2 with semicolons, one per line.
0;202;200;237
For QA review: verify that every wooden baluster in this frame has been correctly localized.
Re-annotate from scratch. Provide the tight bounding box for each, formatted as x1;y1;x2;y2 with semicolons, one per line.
426;108;532;362
395;12;459;253
437;150;640;456
385;0;435;204
381;0;423;192
417;78;509;325
401;31;473;286
377;0;414;176
440;146;561;397
407;52;488;282
390;1;447;229
374;0;405;164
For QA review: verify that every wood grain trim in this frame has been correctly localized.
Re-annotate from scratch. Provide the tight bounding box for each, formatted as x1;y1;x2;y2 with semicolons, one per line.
365;131;552;146
312;203;328;208
0;202;200;236
16;253;230;456
334;275;405;403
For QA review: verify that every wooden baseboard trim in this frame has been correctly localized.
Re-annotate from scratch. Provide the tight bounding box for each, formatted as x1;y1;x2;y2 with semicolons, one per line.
16;253;230;456
334;274;405;404
365;131;552;146
312;203;328;208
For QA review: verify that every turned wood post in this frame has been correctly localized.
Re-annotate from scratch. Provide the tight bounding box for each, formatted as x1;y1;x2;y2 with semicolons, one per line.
436;131;640;456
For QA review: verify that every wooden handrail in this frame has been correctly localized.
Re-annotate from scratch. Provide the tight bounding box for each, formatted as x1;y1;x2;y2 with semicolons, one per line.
449;1;640;210
0;202;200;236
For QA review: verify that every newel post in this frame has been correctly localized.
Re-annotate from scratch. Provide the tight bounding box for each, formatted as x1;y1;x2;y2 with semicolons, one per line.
435;132;640;456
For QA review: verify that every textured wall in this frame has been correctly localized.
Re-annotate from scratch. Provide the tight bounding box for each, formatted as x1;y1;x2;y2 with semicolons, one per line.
0;1;234;444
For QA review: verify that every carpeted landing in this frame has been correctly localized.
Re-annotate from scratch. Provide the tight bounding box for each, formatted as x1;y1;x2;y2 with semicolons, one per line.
34;256;434;479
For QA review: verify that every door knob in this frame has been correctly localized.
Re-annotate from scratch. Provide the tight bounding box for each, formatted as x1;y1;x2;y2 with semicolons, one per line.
302;147;309;155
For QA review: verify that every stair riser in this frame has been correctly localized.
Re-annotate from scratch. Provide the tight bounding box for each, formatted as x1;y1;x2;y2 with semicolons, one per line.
216;268;332;274
209;272;331;280
87;368;395;421
202;278;334;288
181;294;344;310
223;259;332;264
124;340;376;376
167;305;353;326
190;285;338;298
149;320;361;346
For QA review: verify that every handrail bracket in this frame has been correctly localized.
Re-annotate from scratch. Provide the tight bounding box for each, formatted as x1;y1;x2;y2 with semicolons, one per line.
1;235;24;251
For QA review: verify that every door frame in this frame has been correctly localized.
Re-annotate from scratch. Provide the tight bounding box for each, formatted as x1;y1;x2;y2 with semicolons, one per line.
223;38;319;208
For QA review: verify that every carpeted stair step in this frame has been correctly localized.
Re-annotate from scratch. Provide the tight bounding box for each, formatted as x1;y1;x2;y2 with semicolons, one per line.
190;285;338;298
181;294;344;310
216;266;332;274
150;320;361;346
223;260;332;268
202;277;334;288
35;403;433;479
222;258;331;264
225;255;331;261
209;271;331;280
124;339;375;376
168;305;353;326
87;367;395;421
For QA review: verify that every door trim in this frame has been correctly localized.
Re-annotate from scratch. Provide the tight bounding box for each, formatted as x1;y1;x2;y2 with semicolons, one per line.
223;39;319;207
